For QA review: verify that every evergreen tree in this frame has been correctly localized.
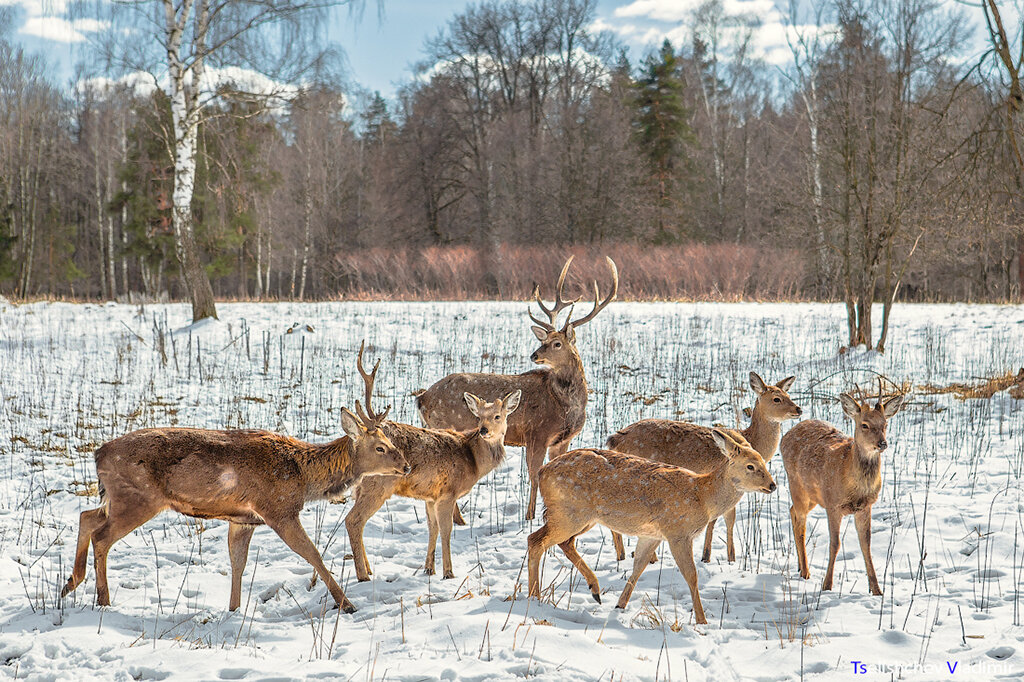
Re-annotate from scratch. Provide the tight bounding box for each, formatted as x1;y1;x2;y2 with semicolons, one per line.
632;40;693;242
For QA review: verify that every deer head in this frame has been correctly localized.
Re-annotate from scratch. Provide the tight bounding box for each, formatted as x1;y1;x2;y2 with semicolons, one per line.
840;379;906;457
712;428;776;494
343;341;407;480
464;390;522;443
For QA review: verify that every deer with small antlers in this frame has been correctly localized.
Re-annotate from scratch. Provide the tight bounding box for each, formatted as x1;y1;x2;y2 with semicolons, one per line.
527;430;776;624
416;256;617;520
781;380;906;595
344;344;521;580
606;372;801;563
60;346;409;613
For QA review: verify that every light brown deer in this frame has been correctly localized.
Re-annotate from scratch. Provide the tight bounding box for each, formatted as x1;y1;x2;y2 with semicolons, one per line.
527;432;775;624
60;348;408;613
345;385;521;580
416;256;617;520
606;372;801;563
781;381;906;595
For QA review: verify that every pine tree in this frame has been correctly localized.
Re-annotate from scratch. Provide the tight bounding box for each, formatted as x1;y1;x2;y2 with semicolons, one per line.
632;40;693;242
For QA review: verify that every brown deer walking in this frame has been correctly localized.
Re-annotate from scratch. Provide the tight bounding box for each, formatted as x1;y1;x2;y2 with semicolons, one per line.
345;377;521;580
60;348;408;613
781;381;906;595
416;256;617;520
527;431;776;624
606;372;800;563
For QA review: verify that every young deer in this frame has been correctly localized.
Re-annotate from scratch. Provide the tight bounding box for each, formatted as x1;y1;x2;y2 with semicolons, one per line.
345;387;521;580
527;431;775;624
606;372;800;563
416;256;617;520
60;349;408;613
781;382;906;595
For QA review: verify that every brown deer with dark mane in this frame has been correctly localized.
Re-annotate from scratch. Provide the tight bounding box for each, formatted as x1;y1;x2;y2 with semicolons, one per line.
415;256;617;520
606;372;801;563
781;380;906;595
60;346;408;613
345;344;521;580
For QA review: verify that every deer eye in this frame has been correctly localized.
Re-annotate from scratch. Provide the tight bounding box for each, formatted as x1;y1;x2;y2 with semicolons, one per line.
376;446;385;453
553;342;561;348
746;464;755;471
773;397;781;402
493;415;500;420
861;423;869;430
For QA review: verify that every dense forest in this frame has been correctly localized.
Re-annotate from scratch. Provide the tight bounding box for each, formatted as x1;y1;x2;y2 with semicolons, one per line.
0;0;1022;345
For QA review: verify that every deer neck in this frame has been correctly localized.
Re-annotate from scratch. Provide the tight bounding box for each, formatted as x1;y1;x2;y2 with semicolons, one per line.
468;430;506;477
694;464;743;523
300;438;357;501
742;405;781;461
849;441;882;494
547;349;588;407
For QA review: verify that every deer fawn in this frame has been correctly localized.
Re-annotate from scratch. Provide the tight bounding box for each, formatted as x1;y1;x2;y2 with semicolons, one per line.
606;372;800;563
345;346;521;580
60;346;408;613
781;381;906;595
527;430;775;624
416;256;617;520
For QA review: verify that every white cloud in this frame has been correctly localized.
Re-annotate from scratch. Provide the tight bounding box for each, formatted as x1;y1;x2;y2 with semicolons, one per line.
21;16;85;42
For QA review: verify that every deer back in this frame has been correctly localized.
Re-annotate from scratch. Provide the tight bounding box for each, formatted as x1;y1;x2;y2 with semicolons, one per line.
606;419;736;473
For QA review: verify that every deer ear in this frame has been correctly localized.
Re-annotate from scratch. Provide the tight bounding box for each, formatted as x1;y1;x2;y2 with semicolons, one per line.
839;394;861;420
882;394;906;417
776;376;796;392
711;428;734;456
340;408;364;440
464;392;481;417
564;325;576;343
531;326;548;341
503;389;522;413
749;372;767;395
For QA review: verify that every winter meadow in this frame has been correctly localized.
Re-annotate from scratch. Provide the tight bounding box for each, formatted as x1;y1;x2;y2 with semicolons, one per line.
0;296;1022;680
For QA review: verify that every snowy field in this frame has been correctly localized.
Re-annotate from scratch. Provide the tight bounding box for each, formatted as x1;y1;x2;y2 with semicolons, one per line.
1;299;1023;681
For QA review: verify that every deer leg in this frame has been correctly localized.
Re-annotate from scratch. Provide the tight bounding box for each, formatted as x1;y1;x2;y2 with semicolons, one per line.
436;497;457;579
345;484;391;582
424;500;439;576
558;532;601;603
61;506;108;598
822;507;843;592
790;495;813;579
724;506;737;563
701;516;717;563
90;499;161;606
855;507;882;595
452;504;467;527
227;523;256;612
616;536;660;609
269;516;355;613
668;536;706;625
527;516;583;599
525;440;548;521
611;531;626;562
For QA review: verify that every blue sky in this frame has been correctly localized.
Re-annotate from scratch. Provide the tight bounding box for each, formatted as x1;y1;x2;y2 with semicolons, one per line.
0;0;1007;100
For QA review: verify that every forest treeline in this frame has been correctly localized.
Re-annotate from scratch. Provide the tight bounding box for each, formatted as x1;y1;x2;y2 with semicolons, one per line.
0;0;1022;347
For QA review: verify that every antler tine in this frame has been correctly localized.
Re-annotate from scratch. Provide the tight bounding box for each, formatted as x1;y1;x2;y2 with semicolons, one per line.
532;257;582;328
567;257;618;330
355;340;388;425
354;400;371;427
876;377;885;408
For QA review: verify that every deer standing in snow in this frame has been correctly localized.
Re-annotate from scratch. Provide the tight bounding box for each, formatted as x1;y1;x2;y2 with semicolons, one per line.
527;430;775;624
416;256;617;520
606;373;800;563
60;346;408;613
781;381;906;595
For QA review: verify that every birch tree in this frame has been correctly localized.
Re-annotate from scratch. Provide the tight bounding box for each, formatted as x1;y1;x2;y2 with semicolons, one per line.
76;0;348;321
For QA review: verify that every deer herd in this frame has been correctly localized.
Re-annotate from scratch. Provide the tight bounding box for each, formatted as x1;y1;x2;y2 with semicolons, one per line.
61;256;908;628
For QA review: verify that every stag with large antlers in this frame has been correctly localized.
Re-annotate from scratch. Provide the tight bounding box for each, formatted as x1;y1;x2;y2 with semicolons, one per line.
61;344;408;613
415;256;618;520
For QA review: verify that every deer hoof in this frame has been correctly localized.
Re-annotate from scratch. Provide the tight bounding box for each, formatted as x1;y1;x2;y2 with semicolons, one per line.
592;591;601;604
443;571;455;580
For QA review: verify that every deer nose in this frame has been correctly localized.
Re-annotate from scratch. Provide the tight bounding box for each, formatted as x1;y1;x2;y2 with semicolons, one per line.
480;427;489;436
794;407;803;416
877;440;888;451
530;352;538;362
769;481;777;492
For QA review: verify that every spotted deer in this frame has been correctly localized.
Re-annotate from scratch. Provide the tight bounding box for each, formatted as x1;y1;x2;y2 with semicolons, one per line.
781;381;906;595
606;372;800;563
60;347;408;613
527;430;775;624
416;256;617;520
345;345;521;580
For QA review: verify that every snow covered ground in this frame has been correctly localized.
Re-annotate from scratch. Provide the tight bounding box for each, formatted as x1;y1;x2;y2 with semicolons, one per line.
1;299;1023;681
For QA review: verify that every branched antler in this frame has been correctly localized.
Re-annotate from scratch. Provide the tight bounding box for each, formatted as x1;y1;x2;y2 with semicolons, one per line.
566;257;618;331
528;256;581;331
355;341;391;427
